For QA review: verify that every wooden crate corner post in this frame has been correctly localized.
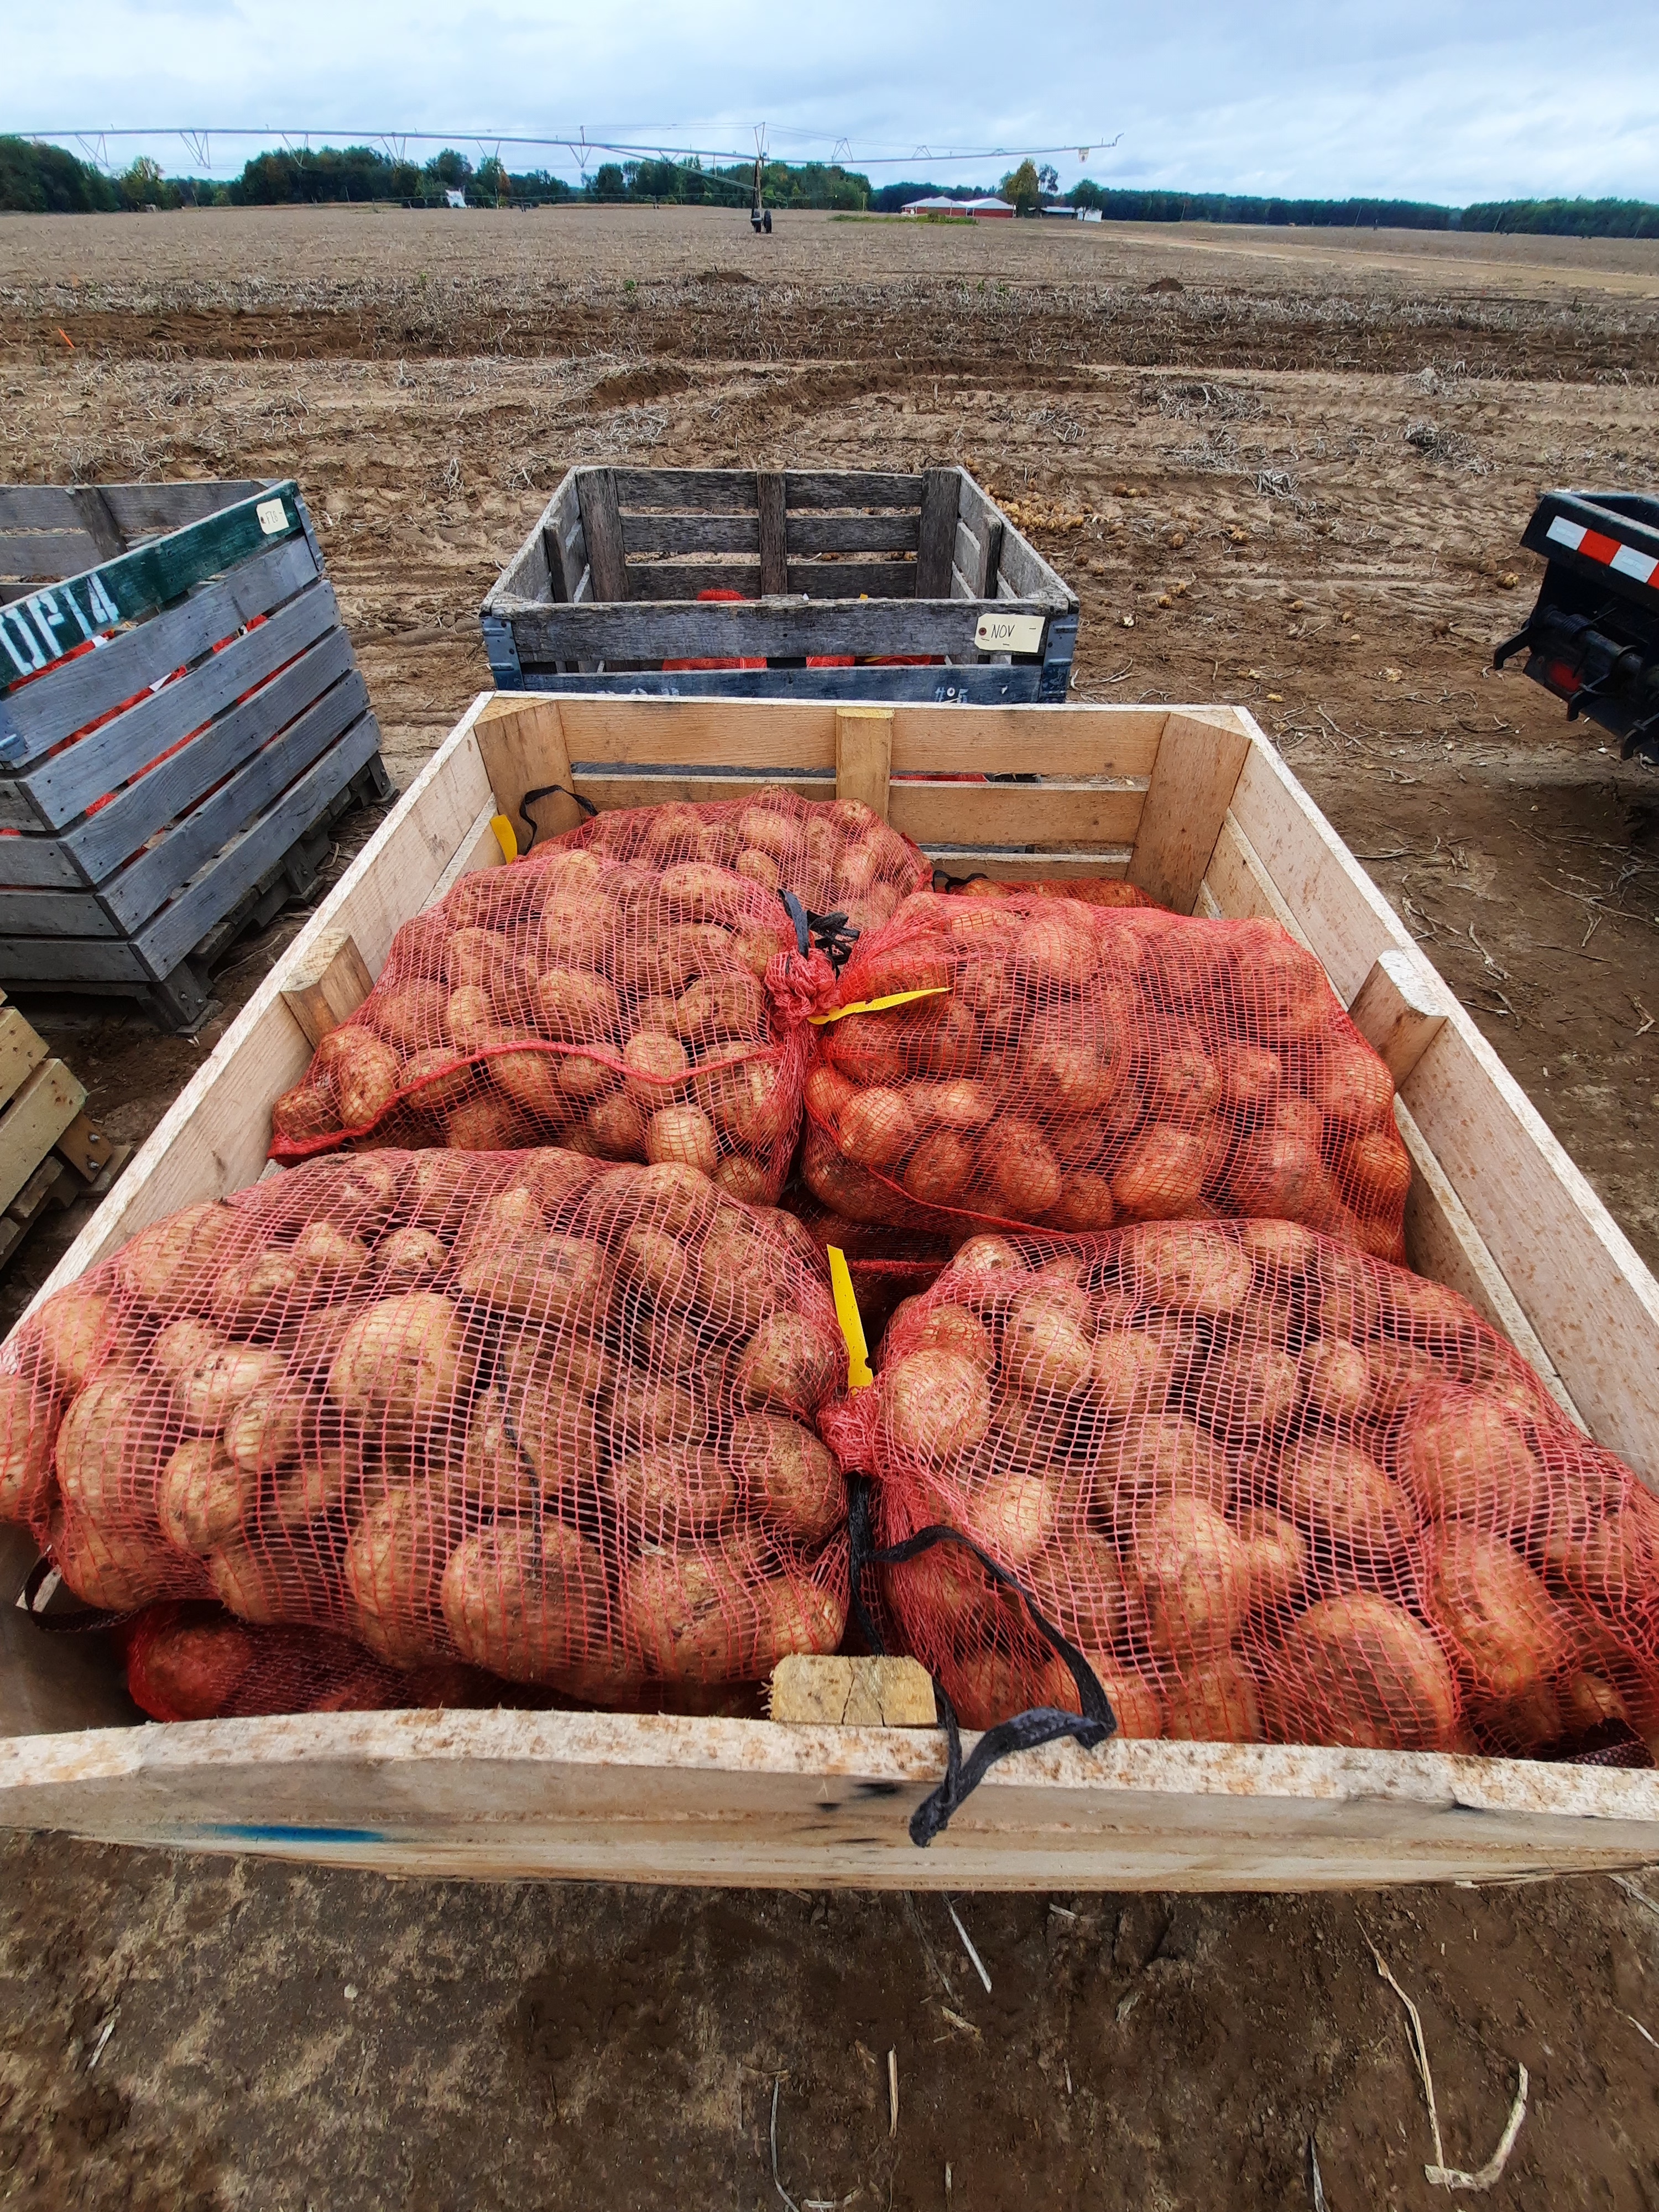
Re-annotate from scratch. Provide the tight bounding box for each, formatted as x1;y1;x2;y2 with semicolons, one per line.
834;707;894;822
1128;710;1254;915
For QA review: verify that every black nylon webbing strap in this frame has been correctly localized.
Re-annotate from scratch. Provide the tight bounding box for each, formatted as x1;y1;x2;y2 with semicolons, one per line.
17;1553;131;1634
518;783;598;852
844;1474;1116;1846
779;888;859;972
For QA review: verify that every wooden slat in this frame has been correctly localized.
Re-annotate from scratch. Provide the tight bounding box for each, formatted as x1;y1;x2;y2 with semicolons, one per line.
422;804;508;908
280;928;375;1047
0;1006;46;1111
68;487;128;564
516;666;1056;705
928;846;1133;880
0;937;148;987
573;769;833;811
64;615;352;888
889;703;1166;779
1396;1098;1582;1425
5;1709;1658;1886
0;835;81;889
835;707;893;819
556;696;839;772
0;886;118;939
622;561;763;600
785;472;925;509
916;470;959;598
787;561;919;599
611;468;764;513
472;694;586;846
623;513;761;556
0;1059;86;1213
886;779;1147;851
489;490;555;603
788;513;921;555
757;472;789;596
575;468;629;603
99;481;264;538
1225;734;1659;1481
1128;710;1253;914
27;696;499;1293
0;487;83;531
107;671;369;936
137;709;380;977
549;472;587;600
0;534;320;791
0;531;101;582
1347;948;1454;1084
502;598;1042;663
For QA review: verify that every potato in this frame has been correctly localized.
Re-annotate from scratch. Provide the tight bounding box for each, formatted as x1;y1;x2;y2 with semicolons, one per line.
1544;1504;1659;1611
446;925;519;997
1307;1042;1396;1129
155;1324;284;1436
327;1293;476;1432
1014;911;1098;994
948;1234;1027;1281
925;1078;998;1131
1342;1130;1412;1216
978;1120;1062;1221
891;1541;1005;1637
1118;1222;1252;1317
879;1349;993;1460
1425;1530;1571;1699
486;1044;567;1120
1238;927;1329;1043
453;1385;541;1518
1233;1508;1307;1613
0;1375;58;1522
1018;1020;1123;1115
291;1219;373;1286
1087;1328;1175;1418
644;1104;719;1176
1089;1668;1164;1738
441;1519;606;1682
456;1230;608;1331
314;1027;401;1129
1022;1533;1127;1650
736;1312;843;1413
1147;1031;1223;1121
375;1226;448;1289
399;1050;473;1112
620;1027;689;1102
343;1493;448;1665
534;964;622;1044
728;1416;846;1545
540;888;620;968
604;1366;707;1452
158;1437;257;1554
1096;1415;1233;1524
270;1085;338;1142
1298;1339;1372;1425
53;1502;179;1611
1220;1045;1282;1115
1240;1218;1320;1286
622;1543;765;1681
838;1087;918;1171
1126;1498;1251;1660
222;1380;304;1475
907;1305;995;1368
1165;1661;1264;1744
373;977;448;1051
943;1645;1076;1730
30;1287;114;1394
710;1154;770;1206
445;985;497;1057
1270;1593;1458;1751
446;1099;527;1150
1046;1172;1118;1232
55;1372;168;1521
676;974;764;1044
1393;1387;1544;1526
132;1615;257;1720
604;1445;738;1541
1112;1124;1208;1220
1191;1343;1301;1439
1275;1432;1418;1559
1560;1670;1630;1733
270;1430;359;1528
1225;1128;1322;1219
116;1202;240;1308
961;1467;1060;1568
1003;1293;1095;1400
505;1345;615;1484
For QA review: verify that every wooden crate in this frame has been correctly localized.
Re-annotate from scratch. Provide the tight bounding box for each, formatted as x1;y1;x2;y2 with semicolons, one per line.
3;690;1658;1891
480;466;1081;703
0;993;126;1272
0;479;392;1029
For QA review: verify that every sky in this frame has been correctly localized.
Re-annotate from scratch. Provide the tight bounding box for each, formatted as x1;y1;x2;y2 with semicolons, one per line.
9;0;1659;205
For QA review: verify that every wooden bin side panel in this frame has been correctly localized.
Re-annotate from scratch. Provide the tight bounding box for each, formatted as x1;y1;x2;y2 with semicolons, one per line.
3;1709;1658;1888
1219;735;1659;1481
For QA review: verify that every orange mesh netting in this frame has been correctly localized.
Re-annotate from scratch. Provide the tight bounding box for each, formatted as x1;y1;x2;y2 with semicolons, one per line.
1;1150;849;1707
802;892;1412;1257
938;876;1158;910
269;850;839;1203
820;1222;1659;1762
530;787;929;930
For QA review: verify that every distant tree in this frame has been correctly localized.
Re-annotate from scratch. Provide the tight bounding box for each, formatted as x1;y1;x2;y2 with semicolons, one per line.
118;154;175;210
589;163;628;202
1000;160;1041;216
0;137;119;212
423;148;473;191
1037;163;1060;197
476;155;508;204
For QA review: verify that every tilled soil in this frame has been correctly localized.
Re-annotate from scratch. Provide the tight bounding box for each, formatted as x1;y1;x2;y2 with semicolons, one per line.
1;205;1657;2209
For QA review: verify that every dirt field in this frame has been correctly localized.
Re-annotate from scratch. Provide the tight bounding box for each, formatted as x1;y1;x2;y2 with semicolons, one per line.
1;205;1657;2209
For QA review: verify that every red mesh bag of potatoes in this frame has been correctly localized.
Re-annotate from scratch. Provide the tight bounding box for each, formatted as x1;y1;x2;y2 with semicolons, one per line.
819;1221;1659;1761
535;788;929;933
802;891;1412;1259
1;1149;849;1708
269;849;836;1206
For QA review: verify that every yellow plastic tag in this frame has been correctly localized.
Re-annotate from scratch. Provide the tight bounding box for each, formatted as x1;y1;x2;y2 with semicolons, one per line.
826;1246;873;1391
491;813;518;863
807;984;950;1028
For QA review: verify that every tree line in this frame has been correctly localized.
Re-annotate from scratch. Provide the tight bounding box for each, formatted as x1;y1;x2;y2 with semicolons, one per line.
3;135;1657;238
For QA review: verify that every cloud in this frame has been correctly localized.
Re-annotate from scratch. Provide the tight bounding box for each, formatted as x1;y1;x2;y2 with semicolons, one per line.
8;0;1658;202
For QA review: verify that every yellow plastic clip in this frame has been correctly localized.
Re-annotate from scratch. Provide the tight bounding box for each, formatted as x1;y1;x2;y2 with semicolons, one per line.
826;1246;873;1391
807;984;950;1028
491;813;519;863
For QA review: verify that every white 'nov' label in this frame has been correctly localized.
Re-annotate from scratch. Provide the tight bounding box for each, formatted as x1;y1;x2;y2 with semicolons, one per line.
973;611;1045;655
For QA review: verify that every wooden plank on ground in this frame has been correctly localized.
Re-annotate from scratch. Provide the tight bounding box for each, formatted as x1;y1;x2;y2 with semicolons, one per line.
835;708;893;820
1127;709;1252;914
757;472;789;596
885;779;1147;851
0;1008;46;1113
575;468;629;603
27;696;499;1293
280;930;375;1046
915;471;959;598
0;1060;86;1213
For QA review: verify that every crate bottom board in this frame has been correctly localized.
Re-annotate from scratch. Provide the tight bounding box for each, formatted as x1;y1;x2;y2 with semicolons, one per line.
2;1707;1657;1888
0;750;394;1030
508;664;1072;703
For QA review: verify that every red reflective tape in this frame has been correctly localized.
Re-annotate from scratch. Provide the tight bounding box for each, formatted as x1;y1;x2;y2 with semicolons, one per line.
1579;529;1622;566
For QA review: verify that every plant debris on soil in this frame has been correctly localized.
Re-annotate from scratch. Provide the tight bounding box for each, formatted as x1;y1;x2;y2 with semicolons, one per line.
1;204;1657;2210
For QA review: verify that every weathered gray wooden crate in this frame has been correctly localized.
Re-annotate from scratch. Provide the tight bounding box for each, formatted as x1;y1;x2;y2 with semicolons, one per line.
481;465;1081;702
0;479;392;1029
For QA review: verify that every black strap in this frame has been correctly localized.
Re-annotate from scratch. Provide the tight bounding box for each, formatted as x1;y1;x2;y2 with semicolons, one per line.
18;1553;132;1633
846;1474;1115;1846
519;783;598;852
779;888;861;972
